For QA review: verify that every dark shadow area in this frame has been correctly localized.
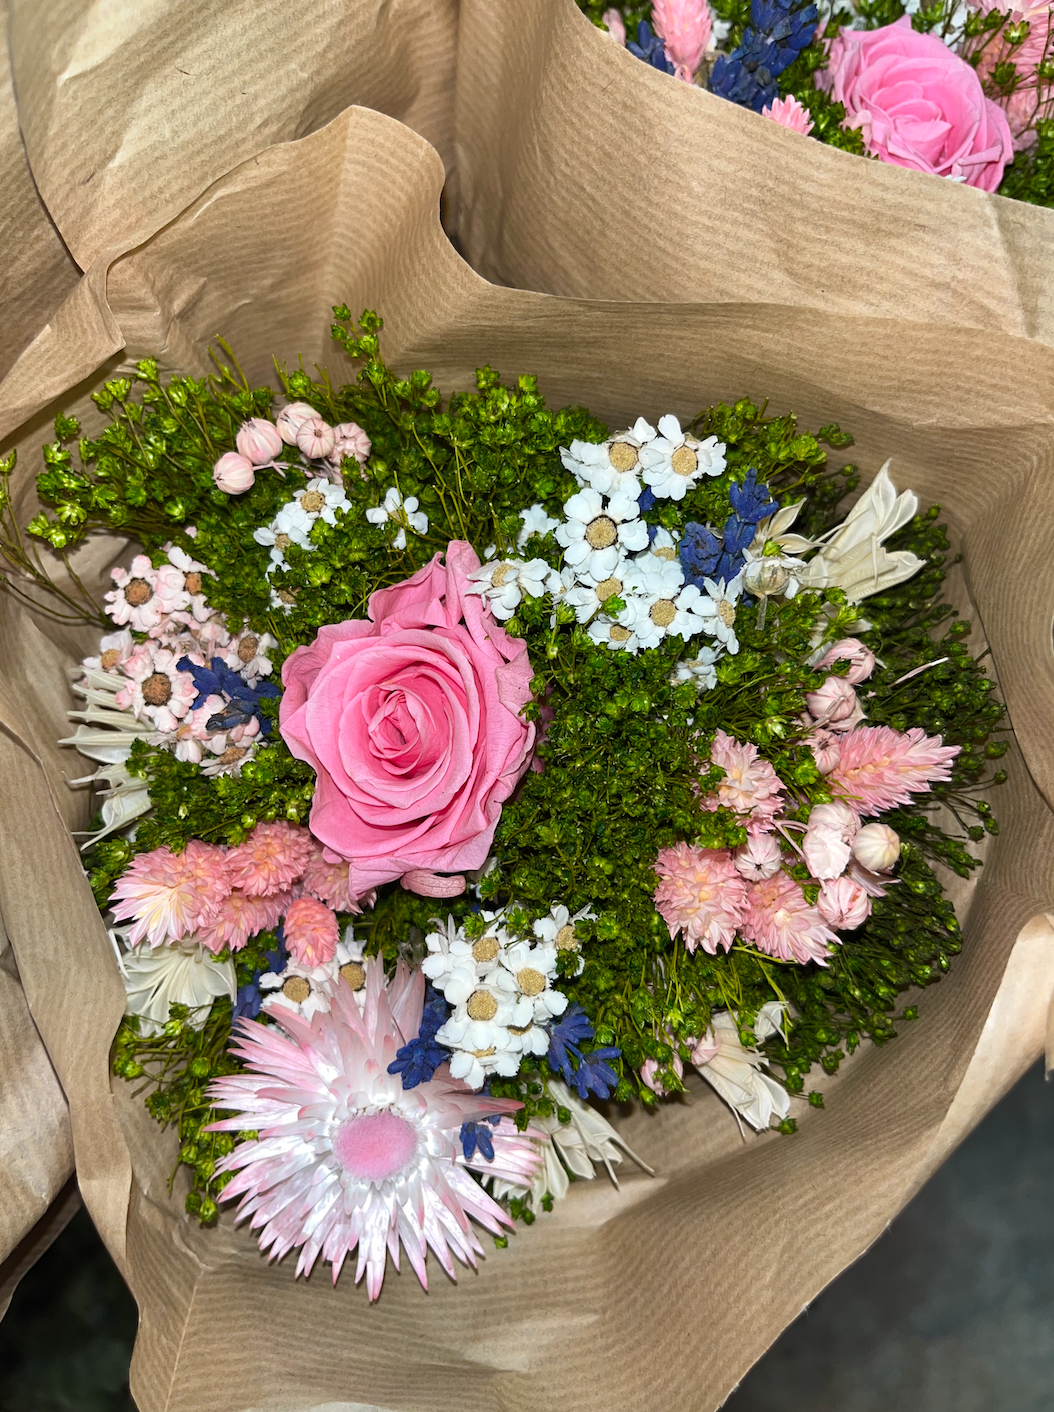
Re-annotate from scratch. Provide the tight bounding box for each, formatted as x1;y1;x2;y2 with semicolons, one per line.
2;1061;1052;1410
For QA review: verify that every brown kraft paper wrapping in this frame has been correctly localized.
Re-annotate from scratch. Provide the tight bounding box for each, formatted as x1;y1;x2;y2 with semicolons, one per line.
0;106;1053;1411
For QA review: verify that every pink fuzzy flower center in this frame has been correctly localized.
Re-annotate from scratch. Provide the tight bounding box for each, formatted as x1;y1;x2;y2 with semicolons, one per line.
333;1112;417;1183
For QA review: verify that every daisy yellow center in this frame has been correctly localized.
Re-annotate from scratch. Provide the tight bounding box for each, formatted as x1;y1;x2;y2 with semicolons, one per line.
238;635;259;662
300;490;326;513
650;599;677;627
594;576;622;602
607;440;638;472
124;578;152;607
467;989;498;1021
671;445;698;476
508;1023;533;1036
491;564;512;587
142;673;172;707
218;746;247;766
340;961;366;990
100;648;121;671
282;976;311;1003
555;924;578;951
653;546;678;561
470;1046;496;1058
609;625;632;643
516;966;546;996
333;1111;417;1183
274;533;292;551
184;572;202;595
585;515;618;550
718;600;736;627
472;935;500;963
278;588;297;604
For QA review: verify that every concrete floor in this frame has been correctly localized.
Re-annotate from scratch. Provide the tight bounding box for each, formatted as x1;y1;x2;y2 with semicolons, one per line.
1;1062;1051;1410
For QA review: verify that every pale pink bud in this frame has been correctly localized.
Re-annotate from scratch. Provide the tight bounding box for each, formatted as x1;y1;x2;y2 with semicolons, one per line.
330;421;371;466
399;868;466;898
602;7;626;43
641;1053;683;1095
235;418;283;465
810;728;842;775
652;0;712;79
802;823;852;881
852;823;900;873
806;675;863;732
817;876;871;930
213;451;256;494
295;416;337;461
733;833;783;881
817;638;876;685
808;800;859;843
690;1031;720;1066
761;94;815;135
275;401;320;446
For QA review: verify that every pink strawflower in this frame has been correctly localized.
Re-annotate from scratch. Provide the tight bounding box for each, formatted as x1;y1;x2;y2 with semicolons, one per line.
329;422;371;469
652;0;712;80
284;896;339;968
732;832;783;881
207;960;527;1300
829;725;959;815
296;416;337;461
213;451;256;495
851;821;901;872
226;822;314;897
802;823;852;881
704;729;785;835
816;638;875;685
197;889;282;955
806;674;865;732
110;842;231;947
817;876;871;930
808;800;860;840
653;842;749;954
301;845;365;913
236;418;283;465
741;874;840;965
762;94;815;134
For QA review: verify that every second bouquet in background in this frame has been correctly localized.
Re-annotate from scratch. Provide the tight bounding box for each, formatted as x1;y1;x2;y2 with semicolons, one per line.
2;308;1003;1303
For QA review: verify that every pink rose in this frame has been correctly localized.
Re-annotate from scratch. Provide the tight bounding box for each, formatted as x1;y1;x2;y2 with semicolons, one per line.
279;542;536;894
819;16;1013;191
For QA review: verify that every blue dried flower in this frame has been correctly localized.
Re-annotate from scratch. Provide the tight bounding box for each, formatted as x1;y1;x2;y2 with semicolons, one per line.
459;1117;501;1161
680;516;754;588
628;19;676;74
728;468;778;525
709;0;817;113
388;985;451;1089
547;1003;621;1101
177;655;280;735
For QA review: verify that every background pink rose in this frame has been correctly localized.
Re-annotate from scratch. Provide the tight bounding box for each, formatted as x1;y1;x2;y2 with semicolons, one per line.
818;16;1014;191
280;541;536;894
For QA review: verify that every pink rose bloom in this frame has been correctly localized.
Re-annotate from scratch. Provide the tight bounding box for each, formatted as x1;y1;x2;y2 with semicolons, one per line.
817;638;875;685
280;542;536;895
704;729;785;836
970;0;1052;150
806;674;865;732
762;94;815;135
819;16;1013;190
817;876;871;930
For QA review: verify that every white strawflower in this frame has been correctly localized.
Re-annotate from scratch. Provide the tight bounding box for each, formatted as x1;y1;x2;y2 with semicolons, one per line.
554;486;649;580
119;939;236;1037
365;487;429;550
559;417;657;495
517;503;561;548
463;557;556;620
639;415;726;500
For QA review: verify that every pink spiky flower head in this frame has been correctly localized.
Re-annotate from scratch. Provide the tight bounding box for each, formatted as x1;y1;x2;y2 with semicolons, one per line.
652;0;712;80
828;725;959;816
208;959;540;1300
653;843;748;954
110;841;230;947
741;873;840;965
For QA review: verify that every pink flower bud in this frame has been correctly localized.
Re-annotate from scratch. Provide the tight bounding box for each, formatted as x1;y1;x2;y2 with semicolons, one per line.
817;876;871;930
275;401;320;446
235;418;283;465
817;638;876;685
808;800;859;842
330;421;372;466
213;451;256;494
733;833;783;881
295;416;337;461
641;1053;683;1095
852;823;900;873
806;674;865;732
602;7;626;43
399;868;466;898
809;728;842;775
802;823;852;881
690;1031;720;1067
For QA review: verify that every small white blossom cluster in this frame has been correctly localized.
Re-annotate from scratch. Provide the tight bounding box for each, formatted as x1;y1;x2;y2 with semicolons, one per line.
422;904;591;1089
253;477;351;611
365;486;429;551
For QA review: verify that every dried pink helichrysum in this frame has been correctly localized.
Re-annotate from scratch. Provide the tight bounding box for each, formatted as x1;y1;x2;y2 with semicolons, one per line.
110;841;230;947
225;821;314;897
741;873;840;965
653;842;748;954
828;725;959;815
283;896;339;968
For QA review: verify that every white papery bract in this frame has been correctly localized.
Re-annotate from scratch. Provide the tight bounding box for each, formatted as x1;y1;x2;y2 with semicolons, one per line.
690;1003;791;1132
798;463;924;601
120;939;236;1037
209;960;536;1300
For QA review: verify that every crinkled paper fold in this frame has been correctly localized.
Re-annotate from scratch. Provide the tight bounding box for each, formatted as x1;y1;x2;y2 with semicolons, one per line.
0;4;1053;1409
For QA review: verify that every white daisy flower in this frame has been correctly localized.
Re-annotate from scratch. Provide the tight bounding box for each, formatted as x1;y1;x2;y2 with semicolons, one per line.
622;582;709;651
422;913;508;1004
365;487;428;550
559;417;657;496
463;557;556;620
630;526;681;573
253;497;315;568
559;554;631;623
639;416;726;501
672;644;722;692
293;477;351;526
268;584;299;613
219;630;277;684
260;937;365;1022
532;903;594;976
517;504;561;549
436;983;521;1090
492;940;568;1025
555;486;649;581
587;616;640;653
623;552;685;601
690;574;743;653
